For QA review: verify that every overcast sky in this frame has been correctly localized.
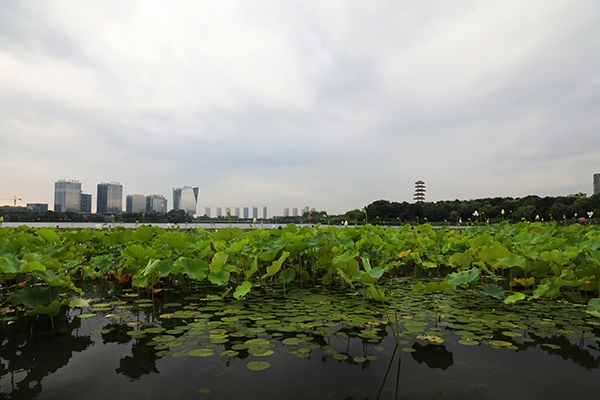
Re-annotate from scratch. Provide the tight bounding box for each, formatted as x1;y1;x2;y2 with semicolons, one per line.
1;1;599;216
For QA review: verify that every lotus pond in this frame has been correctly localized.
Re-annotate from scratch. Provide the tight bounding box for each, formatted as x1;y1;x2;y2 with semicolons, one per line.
1;223;600;399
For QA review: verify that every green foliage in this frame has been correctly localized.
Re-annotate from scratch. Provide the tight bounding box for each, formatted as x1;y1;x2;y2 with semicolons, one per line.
1;221;599;322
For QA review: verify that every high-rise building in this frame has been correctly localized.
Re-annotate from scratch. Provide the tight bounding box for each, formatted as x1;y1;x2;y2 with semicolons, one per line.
173;186;198;216
262;206;267;220
283;208;290;217
146;194;168;213
252;207;258;219
234;207;240;217
97;182;123;214
292;208;298;217
204;207;211;217
243;207;249;219
54;180;81;212
302;206;309;215
80;193;92;214
216;207;222;217
414;180;426;203
594;173;600;195
225;207;231;216
126;194;147;213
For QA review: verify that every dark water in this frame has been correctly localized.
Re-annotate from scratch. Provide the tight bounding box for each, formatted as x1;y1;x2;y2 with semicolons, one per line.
1;286;599;400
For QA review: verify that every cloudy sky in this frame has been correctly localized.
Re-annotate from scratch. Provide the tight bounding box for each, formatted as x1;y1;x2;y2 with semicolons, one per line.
1;1;599;216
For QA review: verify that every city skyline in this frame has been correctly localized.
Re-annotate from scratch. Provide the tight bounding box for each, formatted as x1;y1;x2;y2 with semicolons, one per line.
47;179;317;217
1;2;599;214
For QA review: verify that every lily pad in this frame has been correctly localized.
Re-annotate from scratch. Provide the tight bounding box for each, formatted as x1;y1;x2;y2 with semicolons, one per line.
246;361;270;371
189;348;215;357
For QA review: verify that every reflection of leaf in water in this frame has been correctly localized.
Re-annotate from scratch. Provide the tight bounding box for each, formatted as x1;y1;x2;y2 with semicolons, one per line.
411;342;453;370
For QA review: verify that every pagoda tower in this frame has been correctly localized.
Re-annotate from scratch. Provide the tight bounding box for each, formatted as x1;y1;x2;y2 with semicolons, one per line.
414;180;425;203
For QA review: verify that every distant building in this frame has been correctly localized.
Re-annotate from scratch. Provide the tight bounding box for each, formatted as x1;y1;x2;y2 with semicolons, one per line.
262;206;267;220
146;194;168;213
80;193;92;214
252;207;258;219
234;207;240;217
27;203;48;212
283;208;290;217
216;207;222;217
97;182;123;214
292;208;298;217
594;173;600;195
205;207;211;217
225;207;231;216
302;206;309;215
173;186;198;216
414;180;426;203
243;207;249;219
126;194;147;213
54;180;81;212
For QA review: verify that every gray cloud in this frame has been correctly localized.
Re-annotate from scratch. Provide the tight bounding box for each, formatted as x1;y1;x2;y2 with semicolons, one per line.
1;1;599;214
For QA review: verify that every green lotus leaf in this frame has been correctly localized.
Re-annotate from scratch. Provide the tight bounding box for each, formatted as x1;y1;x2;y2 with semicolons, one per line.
208;267;230;286
189;348;215;357
173;257;210;281
504;292;526;304
446;267;480;288
246;361;270;371
480;283;505;300
586;298;600;317
69;298;90;308
261;251;290;279
233;281;253;300
12;285;60;310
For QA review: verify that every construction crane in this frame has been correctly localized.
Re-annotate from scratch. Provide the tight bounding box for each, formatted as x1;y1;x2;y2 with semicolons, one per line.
0;196;22;207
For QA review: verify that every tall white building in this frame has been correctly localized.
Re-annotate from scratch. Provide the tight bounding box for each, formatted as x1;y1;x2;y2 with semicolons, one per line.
173;186;198;216
594;173;600;195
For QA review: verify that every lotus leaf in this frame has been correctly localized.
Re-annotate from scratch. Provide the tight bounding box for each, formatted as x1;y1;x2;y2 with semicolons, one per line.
189;348;215;357
246;361;270;371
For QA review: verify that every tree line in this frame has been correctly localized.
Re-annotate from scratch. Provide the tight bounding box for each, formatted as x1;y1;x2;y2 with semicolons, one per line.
346;194;600;225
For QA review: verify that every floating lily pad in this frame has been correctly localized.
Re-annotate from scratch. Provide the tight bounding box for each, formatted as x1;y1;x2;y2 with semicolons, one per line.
77;313;96;319
541;343;561;350
246;361;270;371
189;348;215;357
106;313;130;319
458;339;480;346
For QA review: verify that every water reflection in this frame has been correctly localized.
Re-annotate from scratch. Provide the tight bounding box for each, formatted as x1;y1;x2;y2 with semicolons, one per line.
0;314;92;399
116;336;160;379
410;342;454;370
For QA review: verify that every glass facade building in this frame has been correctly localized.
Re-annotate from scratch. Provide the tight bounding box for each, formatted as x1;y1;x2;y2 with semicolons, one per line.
80;193;92;214
172;186;198;216
54;180;81;212
97;182;123;214
126;194;147;213
146;194;168;213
